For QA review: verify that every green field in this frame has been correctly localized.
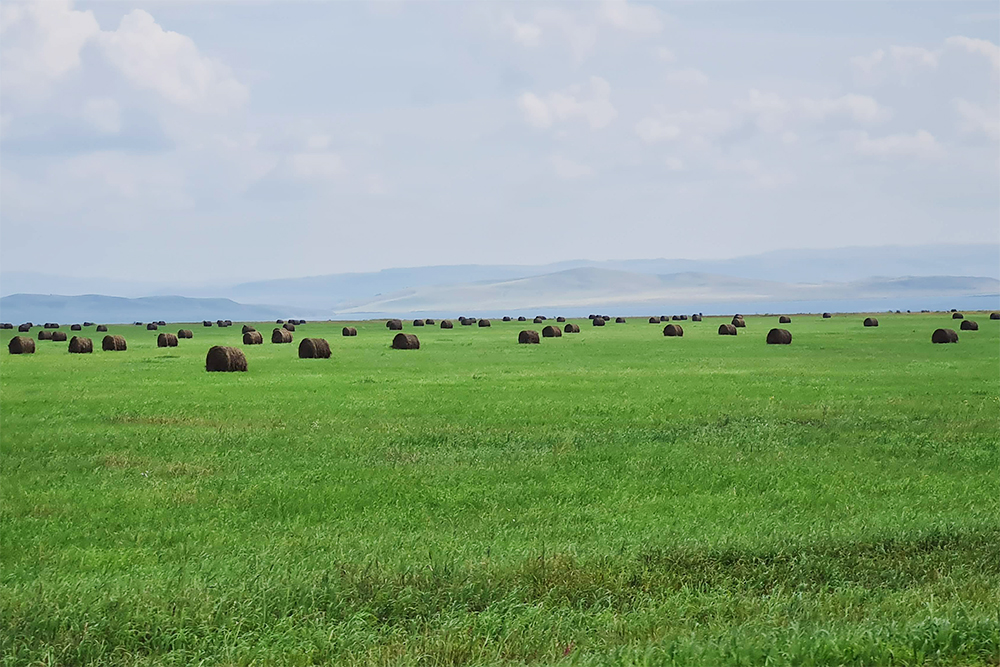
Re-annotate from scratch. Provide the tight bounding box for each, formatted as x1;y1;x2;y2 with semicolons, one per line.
2;313;999;666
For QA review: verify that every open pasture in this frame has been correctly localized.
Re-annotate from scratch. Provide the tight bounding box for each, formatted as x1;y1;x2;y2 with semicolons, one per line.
2;313;999;666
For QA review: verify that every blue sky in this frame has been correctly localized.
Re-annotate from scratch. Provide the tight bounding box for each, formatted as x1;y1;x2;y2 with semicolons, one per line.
1;1;997;282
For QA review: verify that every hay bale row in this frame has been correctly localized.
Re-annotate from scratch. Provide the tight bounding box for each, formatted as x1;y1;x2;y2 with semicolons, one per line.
766;328;792;345
272;328;293;344
102;335;127;351
299;338;331;359
663;324;683;337
157;333;178;347
932;328;958;344
206;346;247;372
392;333;420;349
718;323;737;335
243;331;264;345
8;337;35;354
960;320;978;331
864;318;878;327
342;327;357;336
68;336;93;354
564;323;581;333
542;325;561;338
518;330;540;344
177;329;193;338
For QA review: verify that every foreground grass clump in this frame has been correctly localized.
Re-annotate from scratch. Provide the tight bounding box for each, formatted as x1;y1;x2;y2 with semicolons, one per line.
2;313;999;666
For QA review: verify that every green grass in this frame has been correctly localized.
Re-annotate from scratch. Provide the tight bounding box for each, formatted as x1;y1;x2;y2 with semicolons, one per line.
2;313;999;666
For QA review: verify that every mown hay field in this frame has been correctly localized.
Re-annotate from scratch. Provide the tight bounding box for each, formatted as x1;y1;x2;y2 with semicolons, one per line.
2;313;999;666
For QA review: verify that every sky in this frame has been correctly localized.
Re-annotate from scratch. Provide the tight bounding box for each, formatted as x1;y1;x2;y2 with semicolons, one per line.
1;0;998;283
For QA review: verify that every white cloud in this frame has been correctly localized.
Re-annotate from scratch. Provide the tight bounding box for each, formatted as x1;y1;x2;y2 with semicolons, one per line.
740;89;792;133
82;98;121;134
889;45;939;68
716;157;793;189
665;67;709;85
503;15;541;48
851;129;941;159
550;155;593;180
600;0;664;34
945;35;1000;72
799;94;891;124
518;76;617;130
850;49;885;75
98;10;248;113
953;99;999;140
635;109;735;145
288;152;346;181
503;2;664;59
635;117;680;143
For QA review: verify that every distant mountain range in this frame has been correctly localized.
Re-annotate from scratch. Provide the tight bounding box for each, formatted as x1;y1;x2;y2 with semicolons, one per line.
1;244;997;323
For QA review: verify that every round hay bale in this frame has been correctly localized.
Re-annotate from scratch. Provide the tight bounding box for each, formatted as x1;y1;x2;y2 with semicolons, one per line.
542;325;562;338
663;324;683;337
51;331;67;342
952;313;964;319
679;315;688;321
0;323;12;330
177;329;193;338
556;317;566;322
206;346;247;372
413;319;425;326
615;317;626;323
425;319;435;325
283;322;296;332
8;336;35;354
502;316;511;322
243;331;264;345
990;312;1000;320
83;322;94;327
563;323;580;333
44;323;59;329
146;323;158;330
461;318;474;326
392;333;420;349
779;316;791;324
766;328;792;345
588;314;596;320
242;325;256;334
932;328;959;344
718;323;738;335
342;327;358;336
533;317;543;324
96;325;108;332
518;330;540;344
386;319;402;330
157;333;178;348
479;319;491;327
960;320;978;331
102;335;127;351
440;320;453;329
517;316;526;321
732;317;746;328
649;317;661;323
671;315;681;321
68;336;93;354
158;321;167;326
691;314;703;322
276;319;284;324
18;324;31;332
299;338;331;359
863;318;878;327
203;321;213;327
38;330;52;340
535;315;547;321
71;324;82;331
602;315;610;321
592;317;605;327
822;312;832;318
272;328;293;344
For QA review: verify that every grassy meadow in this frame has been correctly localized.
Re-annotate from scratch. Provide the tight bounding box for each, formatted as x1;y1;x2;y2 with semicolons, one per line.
1;312;999;666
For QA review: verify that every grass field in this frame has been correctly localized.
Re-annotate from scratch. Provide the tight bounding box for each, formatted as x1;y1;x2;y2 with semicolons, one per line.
2;313;999;666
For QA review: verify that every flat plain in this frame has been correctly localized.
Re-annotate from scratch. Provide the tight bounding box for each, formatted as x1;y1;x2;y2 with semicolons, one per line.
2;313;998;666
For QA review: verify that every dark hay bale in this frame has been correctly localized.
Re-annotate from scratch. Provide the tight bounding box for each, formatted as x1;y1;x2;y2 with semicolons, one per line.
0;323;12;330
779;316;791;324
392;333;420;350
663;324;683;337
950;309;957;312
177;330;193;338
691;314;702;322
299;338;331;359
277;320;284;324
932;328;959;344
8;336;35;354
564;323;580;333
68;336;93;354
272;328;293;344
718;323;737;335
588;314;596;320
243;331;264;345
518;330;540;344
440;320;453;329
425;319;435;325
102;335;127;351
649;317;661;323
533;317;543;324
44;323;59;329
387;319;403;330
517;316;526;321
83;322;94;327
413;319;425;326
462;318;474;326
542;325;562;338
732;317;746;328
18;324;31;332
556;317;566;322
203;321;213;327
157;333;178;348
960;320;978;331
242;325;256;334
502;316;511;322
71;324;82;331
602;315;610;321
158;321;166;326
536;316;547;321
766;328;792;345
679;315;688;321
96;325;108;332
342;327;357;336
863;318;878;327
479;319;491;327
615;317;626;323
217;320;226;327
592;317;605;327
990;313;1000;320
206;346;247;372
38;330;53;341
822;313;832;318
51;332;67;342
283;322;296;332
134;322;143;326
660;316;669;322
147;323;158;330
952;313;964;319
671;315;681;321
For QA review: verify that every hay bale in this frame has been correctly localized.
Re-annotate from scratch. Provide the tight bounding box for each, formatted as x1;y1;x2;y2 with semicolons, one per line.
158;321;167;326
68;336;93;353
96;325;108;332
83;322;94;327
556;317;566;322
679;315;688;321
342;327;357;336
502;316;511;322
822;312;832;318
671;315;680;321
766;328;792;344
217;320;226;327
102;335;127;351
663;324;683;337
691;314;702;322
276;320;284;324
588;314;596;320
71;324;82;331
44;323;59;329
51;331;67;342
242;325;256;334
440;320;453;329
203;321;213;327
243;331;264;345
718;323;737;335
536;315;547;321
177;330;193;338
8;336;35;354
461;318;474;326
283;322;296;332
602;315;610;321
863;318;878;327
518;330;540;344
932;328;959;343
425;319;435;325
413;319;425;326
563;323;580;333
649;317;661;323
960;320;978;331
990;312;1000;320
779;316;791;324
392;333;420;349
479;319;491;327
38;330;53;341
147;323;158;330
533;317;543;324
732;316;746;328
517;316;526;322
615;317;626;323
386;319;403;330
157;333;178;347
592;317;605;327
542;325;562;338
18;324;31;332
299;338;331;359
272;328;293;344
0;323;11;330
952;313;964;319
206;346;247;372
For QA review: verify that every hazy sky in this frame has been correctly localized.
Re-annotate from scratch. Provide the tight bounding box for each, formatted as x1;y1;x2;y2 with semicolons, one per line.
1;1;997;282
